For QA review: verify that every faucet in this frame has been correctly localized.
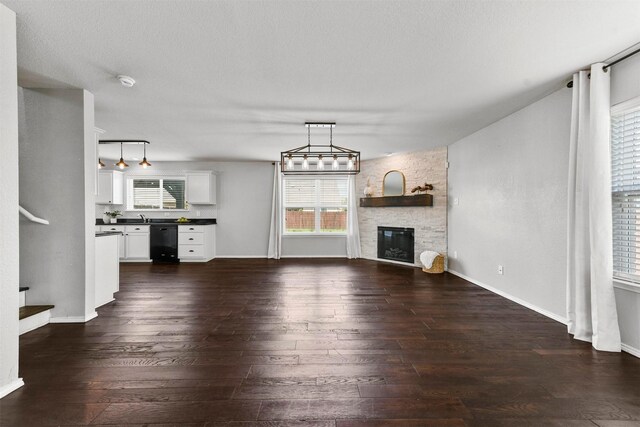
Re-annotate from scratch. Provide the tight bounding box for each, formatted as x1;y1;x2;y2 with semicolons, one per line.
139;214;147;223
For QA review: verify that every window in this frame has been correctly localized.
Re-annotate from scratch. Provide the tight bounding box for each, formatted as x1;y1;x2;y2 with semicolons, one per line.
612;104;640;281
283;177;348;234
127;177;186;210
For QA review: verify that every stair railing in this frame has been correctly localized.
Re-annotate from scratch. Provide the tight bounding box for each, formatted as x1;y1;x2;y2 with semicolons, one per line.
18;205;49;225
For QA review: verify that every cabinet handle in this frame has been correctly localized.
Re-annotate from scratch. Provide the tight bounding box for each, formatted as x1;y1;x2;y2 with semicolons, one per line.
189;250;194;252
135;228;140;230
189;238;194;240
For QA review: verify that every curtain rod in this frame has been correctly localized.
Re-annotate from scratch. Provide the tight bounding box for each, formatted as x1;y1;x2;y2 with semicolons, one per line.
567;45;640;88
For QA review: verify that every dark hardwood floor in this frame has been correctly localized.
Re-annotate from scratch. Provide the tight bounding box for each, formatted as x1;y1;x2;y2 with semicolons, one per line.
2;258;640;426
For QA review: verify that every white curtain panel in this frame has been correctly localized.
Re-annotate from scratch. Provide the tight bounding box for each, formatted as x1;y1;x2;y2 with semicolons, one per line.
346;175;362;259
267;162;282;259
566;64;621;352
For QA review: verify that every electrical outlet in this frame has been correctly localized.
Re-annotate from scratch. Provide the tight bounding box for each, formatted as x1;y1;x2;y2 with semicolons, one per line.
196;210;201;217
452;250;457;259
498;265;504;275
453;197;459;205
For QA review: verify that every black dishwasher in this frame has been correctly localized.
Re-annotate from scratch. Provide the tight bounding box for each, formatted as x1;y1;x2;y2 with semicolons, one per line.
150;225;179;263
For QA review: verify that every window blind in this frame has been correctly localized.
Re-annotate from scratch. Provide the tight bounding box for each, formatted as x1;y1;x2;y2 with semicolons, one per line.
611;108;640;280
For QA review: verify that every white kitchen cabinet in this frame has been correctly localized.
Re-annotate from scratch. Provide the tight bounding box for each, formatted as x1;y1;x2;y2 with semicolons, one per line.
99;225;149;261
126;231;150;260
186;172;216;205
96;171;124;205
178;224;215;262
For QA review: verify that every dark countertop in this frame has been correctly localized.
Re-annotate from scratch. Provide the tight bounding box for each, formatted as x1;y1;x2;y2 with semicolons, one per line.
96;218;217;226
96;231;123;237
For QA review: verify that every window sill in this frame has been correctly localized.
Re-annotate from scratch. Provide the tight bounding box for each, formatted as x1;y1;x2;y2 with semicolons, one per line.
613;277;640;294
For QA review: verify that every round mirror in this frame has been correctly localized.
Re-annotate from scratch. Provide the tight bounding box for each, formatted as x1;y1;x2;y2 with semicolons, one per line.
383;170;405;196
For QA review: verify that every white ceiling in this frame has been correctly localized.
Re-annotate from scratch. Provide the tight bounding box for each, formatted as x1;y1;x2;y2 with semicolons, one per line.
4;0;640;161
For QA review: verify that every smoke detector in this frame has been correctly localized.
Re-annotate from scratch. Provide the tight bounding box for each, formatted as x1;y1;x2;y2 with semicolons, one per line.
117;75;136;87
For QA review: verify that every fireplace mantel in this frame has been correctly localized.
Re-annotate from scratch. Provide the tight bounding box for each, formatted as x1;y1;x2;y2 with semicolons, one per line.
360;194;433;208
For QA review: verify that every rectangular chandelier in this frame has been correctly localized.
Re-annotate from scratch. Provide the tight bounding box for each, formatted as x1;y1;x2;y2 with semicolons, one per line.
280;123;360;175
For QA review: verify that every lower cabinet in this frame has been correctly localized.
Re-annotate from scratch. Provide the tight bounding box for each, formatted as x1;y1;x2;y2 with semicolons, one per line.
98;225;150;262
178;225;215;262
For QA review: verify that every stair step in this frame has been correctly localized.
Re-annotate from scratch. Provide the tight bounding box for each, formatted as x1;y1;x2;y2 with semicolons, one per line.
19;305;54;320
19;286;29;292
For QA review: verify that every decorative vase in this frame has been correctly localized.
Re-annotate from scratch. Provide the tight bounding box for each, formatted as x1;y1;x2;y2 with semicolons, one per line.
102;214;110;224
110;217;117;224
364;177;374;197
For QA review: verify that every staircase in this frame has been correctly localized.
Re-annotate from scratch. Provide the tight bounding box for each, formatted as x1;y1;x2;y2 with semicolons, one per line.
19;287;53;335
18;206;54;335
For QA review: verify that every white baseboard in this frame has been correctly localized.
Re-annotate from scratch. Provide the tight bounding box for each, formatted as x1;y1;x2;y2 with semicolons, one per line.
448;269;568;325
0;378;24;399
362;256;418;268
50;311;98;324
215;255;267;259
281;255;347;258
19;309;51;335
622;343;640;358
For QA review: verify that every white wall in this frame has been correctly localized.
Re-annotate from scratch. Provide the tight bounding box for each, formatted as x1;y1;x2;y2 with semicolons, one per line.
19;88;96;322
0;3;22;399
610;53;640;355
448;88;571;321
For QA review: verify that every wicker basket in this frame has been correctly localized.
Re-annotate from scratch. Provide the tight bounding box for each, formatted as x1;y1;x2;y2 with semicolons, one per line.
422;254;445;274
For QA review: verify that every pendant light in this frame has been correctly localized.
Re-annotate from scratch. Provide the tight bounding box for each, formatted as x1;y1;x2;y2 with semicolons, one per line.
115;142;129;169
138;142;152;168
280;122;359;175
98;158;105;169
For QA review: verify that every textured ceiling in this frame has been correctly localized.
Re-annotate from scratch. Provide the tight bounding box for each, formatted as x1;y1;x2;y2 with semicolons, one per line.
4;0;640;161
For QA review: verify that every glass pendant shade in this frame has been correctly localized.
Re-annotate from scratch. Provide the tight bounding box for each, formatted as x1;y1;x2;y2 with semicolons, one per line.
332;155;339;170
302;155;309;170
139;157;151;168
287;155;294;170
317;155;324;170
347;154;354;170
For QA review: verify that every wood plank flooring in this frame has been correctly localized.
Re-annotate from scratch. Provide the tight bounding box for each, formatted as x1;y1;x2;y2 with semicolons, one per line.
2;258;639;426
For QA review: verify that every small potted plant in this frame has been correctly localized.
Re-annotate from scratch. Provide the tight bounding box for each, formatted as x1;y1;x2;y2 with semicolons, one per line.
103;210;122;224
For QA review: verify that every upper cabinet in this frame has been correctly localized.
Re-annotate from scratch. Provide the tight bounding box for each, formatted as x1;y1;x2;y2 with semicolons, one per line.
96;171;124;205
187;172;216;205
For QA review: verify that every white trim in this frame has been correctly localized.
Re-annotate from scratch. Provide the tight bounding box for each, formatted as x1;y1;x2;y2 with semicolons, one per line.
611;94;640;115
50;311;98;323
283;233;347;238
281;255;347;258
613;278;640;294
448;269;568;325
19;309;51;335
0;379;24;399
621;343;640;358
362;256;418;268
210;255;267;259
119;259;152;263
